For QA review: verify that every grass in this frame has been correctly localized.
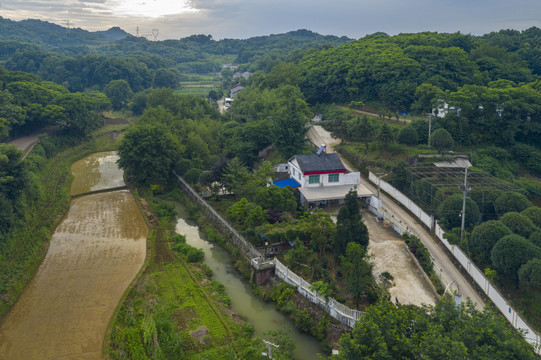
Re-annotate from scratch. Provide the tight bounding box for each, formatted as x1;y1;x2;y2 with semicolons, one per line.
106;190;263;359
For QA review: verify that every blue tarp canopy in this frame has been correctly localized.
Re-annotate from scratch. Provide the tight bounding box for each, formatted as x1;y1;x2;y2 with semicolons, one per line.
273;178;301;188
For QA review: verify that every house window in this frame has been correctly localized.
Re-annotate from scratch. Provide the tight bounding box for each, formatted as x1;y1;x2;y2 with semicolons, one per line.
328;173;340;183
293;168;296;176
309;175;320;184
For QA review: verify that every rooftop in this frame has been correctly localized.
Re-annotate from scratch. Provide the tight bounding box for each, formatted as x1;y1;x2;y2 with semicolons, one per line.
291;153;346;174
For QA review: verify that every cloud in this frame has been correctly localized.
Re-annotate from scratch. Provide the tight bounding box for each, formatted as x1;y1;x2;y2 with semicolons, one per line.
1;0;541;40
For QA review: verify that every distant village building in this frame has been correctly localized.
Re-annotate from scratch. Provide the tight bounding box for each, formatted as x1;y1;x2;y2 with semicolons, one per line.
232;71;252;80
230;83;245;98
274;147;372;207
222;63;238;70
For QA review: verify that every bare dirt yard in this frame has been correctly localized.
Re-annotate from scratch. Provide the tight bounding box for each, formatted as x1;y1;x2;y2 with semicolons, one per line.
363;210;439;306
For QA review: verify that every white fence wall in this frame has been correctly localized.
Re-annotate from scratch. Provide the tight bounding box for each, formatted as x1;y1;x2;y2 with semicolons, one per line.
369;172;433;229
274;259;363;328
435;223;541;349
368;171;541;351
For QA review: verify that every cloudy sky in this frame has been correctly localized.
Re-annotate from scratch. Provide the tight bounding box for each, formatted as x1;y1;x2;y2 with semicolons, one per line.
1;0;540;40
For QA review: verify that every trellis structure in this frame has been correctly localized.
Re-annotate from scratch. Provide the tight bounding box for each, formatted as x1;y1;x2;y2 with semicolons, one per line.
404;164;523;219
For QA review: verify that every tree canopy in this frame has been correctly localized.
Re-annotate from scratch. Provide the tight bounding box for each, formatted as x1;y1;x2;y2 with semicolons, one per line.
336;299;538;360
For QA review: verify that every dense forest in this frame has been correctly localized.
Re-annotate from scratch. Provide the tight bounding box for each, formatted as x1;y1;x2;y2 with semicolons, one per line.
2;17;541;357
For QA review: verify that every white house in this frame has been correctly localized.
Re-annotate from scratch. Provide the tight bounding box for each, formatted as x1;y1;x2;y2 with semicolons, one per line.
281;151;372;207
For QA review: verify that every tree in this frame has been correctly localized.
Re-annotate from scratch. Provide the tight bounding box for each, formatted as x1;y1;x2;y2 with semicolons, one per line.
530;231;541;248
436;194;480;230
391;160;409;192
377;122;394;149
300;210;336;256
104;79;133;110
226;198;249;224
494;191;532;216
397;125;418;145
469;220;512;266
429;128;454;153
246;205;267;228
117;122;183;184
519;258;541;289
183;168;202;185
335;189;369;258
254;186;297;212
152;68;180;89
271;85;310;158
522;206;541;228
335;298;538;360
341;242;374;309
221;157;249;197
491;234;541;286
284;240;310;271
499;211;537;238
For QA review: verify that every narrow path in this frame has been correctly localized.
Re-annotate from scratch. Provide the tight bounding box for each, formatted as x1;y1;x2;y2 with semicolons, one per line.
337;106;413;123
308;125;485;309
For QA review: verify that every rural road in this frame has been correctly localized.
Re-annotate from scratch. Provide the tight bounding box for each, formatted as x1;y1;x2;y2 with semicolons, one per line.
308;125;485;309
5;126;56;159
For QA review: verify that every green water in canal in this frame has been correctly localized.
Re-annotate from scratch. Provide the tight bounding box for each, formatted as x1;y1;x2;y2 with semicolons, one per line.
170;201;323;360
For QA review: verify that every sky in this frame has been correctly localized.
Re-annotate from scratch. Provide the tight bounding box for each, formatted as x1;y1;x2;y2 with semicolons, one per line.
1;0;540;40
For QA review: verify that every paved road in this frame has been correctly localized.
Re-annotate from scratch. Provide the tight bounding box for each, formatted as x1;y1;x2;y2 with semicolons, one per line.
309;125;485;309
5;126;56;159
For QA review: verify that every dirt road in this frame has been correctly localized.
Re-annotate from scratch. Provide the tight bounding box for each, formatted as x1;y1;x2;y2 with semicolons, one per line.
309;125;485;308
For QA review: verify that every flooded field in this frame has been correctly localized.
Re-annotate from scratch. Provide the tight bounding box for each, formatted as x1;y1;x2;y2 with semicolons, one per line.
70;151;125;196
0;154;147;360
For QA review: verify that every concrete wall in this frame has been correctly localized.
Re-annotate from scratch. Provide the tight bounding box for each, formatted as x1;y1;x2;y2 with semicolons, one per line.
274;259;363;328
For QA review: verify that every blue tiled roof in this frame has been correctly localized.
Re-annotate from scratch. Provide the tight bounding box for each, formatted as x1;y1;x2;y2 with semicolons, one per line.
273;178;301;188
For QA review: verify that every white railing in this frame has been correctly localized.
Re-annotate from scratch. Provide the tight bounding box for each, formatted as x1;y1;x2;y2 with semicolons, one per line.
368;171;541;351
274;259;363;328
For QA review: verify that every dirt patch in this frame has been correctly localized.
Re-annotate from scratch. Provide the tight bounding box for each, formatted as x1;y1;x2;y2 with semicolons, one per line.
190;326;209;344
363;210;438;307
105;117;129;126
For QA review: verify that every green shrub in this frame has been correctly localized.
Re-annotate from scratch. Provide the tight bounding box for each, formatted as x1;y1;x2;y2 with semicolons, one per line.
271;283;295;307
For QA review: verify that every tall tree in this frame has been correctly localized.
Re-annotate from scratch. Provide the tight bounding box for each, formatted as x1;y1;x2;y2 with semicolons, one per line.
104;79;133;110
117;122;183;184
341;242;374;309
271;85;310;158
335;189;369;258
491;234;541;286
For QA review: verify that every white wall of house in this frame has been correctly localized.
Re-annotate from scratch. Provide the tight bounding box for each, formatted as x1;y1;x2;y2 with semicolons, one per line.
287;158;360;188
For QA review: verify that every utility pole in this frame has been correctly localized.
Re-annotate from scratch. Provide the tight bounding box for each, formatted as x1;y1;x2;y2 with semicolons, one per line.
376;172;387;199
262;340;279;358
459;167;471;241
427;113;432;148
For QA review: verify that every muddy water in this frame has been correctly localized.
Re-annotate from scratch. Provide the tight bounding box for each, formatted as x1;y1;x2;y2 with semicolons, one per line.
171;201;323;360
0;155;147;360
70;151;125;196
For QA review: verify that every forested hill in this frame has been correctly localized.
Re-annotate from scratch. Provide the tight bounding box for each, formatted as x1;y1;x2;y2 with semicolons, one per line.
296;29;541;110
0;17;131;48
